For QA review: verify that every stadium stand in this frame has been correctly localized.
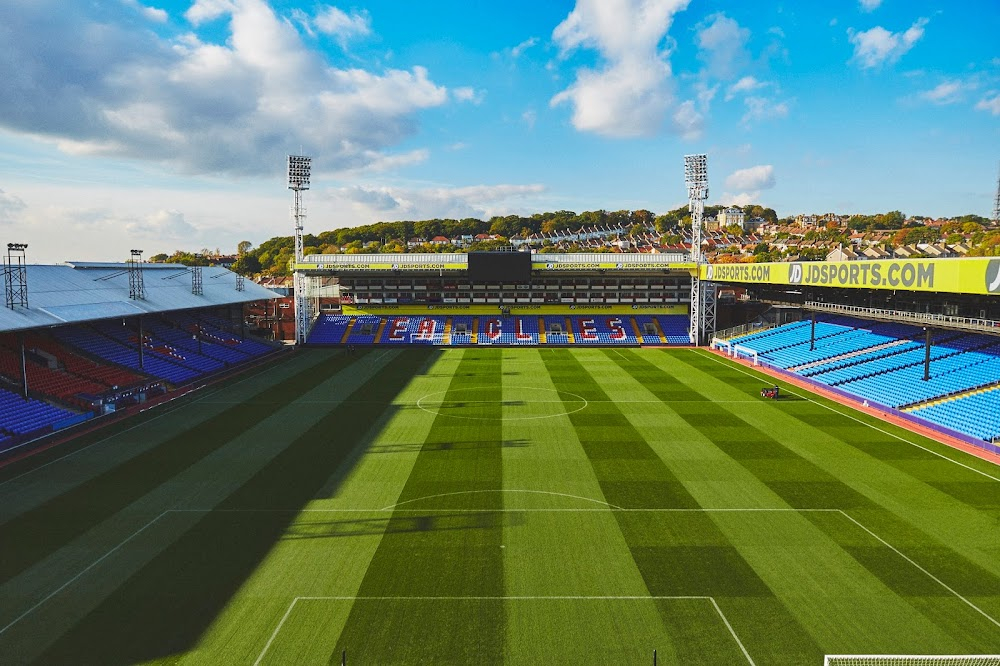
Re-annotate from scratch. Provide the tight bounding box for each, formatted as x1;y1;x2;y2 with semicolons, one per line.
379;316;448;344
909;387;1000;442
726;316;1000;442
0;262;281;453
0;386;91;452
306;313;693;346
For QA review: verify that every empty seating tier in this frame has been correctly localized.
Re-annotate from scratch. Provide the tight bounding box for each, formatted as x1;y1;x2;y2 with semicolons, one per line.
728;316;1000;443
307;314;691;346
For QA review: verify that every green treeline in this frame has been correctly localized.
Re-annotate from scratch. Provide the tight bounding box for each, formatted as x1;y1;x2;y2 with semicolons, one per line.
226;205;778;276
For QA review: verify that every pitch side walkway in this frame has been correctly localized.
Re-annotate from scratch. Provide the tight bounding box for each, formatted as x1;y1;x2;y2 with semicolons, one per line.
703;347;1000;469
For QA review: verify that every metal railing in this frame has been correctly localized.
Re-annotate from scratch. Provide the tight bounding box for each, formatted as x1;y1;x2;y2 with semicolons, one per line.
713;321;775;340
803;301;1000;335
304;252;691;265
532;252;690;264
305;253;466;265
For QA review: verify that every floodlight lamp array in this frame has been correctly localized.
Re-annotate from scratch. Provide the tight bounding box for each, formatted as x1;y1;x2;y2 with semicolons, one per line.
684;154;709;201
288;155;311;190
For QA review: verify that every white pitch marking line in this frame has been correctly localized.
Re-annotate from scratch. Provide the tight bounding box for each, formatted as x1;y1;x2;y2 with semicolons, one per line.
381;489;624;511
0;511;171;637
692;349;1000;482
254;595;755;666
414;385;590;421
253;596;301;666
10;505;996;650
837;510;1000;630
707;596;757;666
0;507;827;634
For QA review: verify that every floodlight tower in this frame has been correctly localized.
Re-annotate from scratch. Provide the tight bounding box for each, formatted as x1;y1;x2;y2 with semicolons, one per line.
288;155;311;345
684;154;711;345
993;162;1000;226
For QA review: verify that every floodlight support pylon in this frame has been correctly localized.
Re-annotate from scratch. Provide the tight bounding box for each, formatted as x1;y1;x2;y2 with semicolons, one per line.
288;155;312;345
993;161;1000;226
4;243;28;310
684;154;710;344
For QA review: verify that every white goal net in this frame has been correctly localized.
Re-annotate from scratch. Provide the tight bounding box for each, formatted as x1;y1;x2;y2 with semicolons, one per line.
824;656;1000;666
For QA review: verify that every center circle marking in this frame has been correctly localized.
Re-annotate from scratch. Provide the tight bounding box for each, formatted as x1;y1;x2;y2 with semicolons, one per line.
416;386;589;421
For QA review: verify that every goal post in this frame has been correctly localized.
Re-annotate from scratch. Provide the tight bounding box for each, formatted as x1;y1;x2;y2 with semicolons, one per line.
824;656;1000;666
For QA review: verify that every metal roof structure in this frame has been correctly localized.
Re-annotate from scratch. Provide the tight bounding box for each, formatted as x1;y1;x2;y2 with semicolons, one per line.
0;263;279;334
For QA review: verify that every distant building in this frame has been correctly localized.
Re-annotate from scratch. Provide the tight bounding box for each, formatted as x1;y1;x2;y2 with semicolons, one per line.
826;246;859;261
718;207;746;230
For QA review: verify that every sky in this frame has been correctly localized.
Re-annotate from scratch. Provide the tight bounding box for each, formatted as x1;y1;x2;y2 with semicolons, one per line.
0;0;998;262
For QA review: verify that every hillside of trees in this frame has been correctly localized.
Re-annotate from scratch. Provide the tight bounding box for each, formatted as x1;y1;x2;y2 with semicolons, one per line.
149;206;998;276
222;205;779;276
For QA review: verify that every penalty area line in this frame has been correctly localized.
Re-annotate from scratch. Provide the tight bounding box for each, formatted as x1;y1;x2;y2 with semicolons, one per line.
253;595;755;666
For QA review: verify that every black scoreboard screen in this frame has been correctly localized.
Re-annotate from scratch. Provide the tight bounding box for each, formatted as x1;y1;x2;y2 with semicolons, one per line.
467;252;532;282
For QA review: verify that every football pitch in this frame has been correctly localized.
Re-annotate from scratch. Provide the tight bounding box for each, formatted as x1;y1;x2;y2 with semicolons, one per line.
1;347;1000;665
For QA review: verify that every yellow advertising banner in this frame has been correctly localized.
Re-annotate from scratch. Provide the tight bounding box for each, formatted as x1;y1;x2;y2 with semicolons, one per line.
296;261;696;272
295;262;466;271
341;304;688;316
530;262;697;271
700;258;1000;296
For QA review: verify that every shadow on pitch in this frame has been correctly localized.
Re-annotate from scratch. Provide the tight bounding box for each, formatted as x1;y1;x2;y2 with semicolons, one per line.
32;348;442;666
367;439;530;454
281;511;526;540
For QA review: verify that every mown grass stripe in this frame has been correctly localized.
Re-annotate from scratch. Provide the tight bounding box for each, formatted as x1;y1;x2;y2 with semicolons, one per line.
0;349;360;587
542;349;823;664
666;351;1000;562
332;349;506;664
34;349;433;666
630;350;1000;648
611;349;878;511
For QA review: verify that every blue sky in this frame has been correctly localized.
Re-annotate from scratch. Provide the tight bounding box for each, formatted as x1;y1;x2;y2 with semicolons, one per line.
0;0;997;261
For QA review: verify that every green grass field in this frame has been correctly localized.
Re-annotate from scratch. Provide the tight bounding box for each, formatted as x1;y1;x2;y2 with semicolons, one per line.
1;347;1000;665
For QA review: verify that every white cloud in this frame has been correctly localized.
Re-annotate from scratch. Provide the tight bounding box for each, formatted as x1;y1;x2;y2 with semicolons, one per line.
918;80;966;105
550;0;691;138
331;183;547;221
0;189;27;225
671;101;702;141
0;0;454;176
720;191;758;207
848;18;928;69
510;37;538;59
696;13;751;80
725;76;767;101
858;0;882;12
185;0;236;24
125;209;199;239
741;96;789;125
453;87;486;104
724;165;775;191
975;93;1000;116
522;109;538;128
313;5;371;43
121;0;168;22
